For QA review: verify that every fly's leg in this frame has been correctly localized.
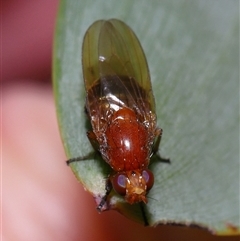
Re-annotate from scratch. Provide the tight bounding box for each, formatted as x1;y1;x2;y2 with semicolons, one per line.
66;152;95;165
96;178;112;212
87;130;99;151
152;128;162;154
152;128;171;164
66;131;99;165
66;129;112;211
139;202;149;226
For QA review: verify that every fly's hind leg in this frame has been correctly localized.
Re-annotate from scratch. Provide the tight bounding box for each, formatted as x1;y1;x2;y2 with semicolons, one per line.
66;131;99;165
152;128;171;164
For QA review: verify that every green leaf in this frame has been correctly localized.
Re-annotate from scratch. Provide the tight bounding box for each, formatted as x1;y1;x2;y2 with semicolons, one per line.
53;0;239;235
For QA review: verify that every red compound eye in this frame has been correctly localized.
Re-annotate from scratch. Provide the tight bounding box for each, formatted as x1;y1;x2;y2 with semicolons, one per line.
142;170;154;191
112;173;127;196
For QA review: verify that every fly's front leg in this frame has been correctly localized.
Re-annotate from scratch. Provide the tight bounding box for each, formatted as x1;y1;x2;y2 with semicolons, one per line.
96;178;112;212
139;202;149;226
152;128;171;164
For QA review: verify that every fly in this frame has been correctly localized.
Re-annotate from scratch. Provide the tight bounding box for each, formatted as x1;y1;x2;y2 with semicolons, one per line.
67;19;170;225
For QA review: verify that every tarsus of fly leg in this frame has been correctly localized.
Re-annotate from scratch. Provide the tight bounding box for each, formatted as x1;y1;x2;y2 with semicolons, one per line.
66;152;96;165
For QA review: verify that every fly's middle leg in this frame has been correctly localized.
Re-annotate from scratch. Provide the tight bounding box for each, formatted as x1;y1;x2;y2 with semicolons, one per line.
152;128;171;164
66;131;99;165
66;152;96;165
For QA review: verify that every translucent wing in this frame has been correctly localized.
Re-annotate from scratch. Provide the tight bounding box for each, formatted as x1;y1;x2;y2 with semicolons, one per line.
82;19;156;131
99;20;152;96
82;20;104;90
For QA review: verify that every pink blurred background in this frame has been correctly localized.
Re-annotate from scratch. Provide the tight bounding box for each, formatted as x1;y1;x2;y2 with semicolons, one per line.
2;0;54;82
2;1;239;240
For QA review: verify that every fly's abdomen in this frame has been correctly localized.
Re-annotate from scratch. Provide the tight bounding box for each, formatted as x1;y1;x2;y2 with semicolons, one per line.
86;75;153;131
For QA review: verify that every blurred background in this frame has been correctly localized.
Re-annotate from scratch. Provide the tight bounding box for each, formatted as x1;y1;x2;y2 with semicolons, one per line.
2;1;239;240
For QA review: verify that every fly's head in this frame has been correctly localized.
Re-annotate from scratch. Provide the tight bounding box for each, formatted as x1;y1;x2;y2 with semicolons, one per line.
111;169;154;204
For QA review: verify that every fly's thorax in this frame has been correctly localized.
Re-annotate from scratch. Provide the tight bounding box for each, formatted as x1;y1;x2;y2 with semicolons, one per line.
103;108;155;171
